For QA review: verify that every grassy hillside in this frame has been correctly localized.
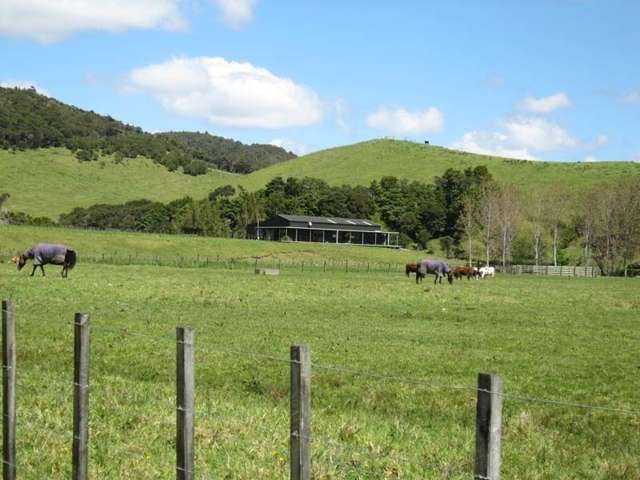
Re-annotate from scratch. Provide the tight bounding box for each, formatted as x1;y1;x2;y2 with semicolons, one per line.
0;148;237;218
3;140;640;219
242;139;640;190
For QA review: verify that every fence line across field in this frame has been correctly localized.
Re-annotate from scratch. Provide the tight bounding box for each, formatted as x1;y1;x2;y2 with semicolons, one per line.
2;249;608;277
87;321;640;417
3;300;638;480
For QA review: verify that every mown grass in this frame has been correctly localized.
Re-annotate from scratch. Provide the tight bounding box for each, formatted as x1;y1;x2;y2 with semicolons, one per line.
0;259;638;478
3;141;640;219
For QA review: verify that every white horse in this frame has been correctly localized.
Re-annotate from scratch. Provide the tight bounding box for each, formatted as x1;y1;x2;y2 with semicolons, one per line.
479;266;495;279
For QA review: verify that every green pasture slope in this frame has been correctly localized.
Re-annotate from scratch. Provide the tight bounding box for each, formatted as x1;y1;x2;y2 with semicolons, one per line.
0;251;638;477
241;139;640;191
3;140;640;219
0;148;236;219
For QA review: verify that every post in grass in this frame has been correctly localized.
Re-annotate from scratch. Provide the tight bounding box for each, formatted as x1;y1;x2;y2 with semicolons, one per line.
176;327;195;480
474;373;503;480
2;300;16;480
290;345;311;480
72;313;90;480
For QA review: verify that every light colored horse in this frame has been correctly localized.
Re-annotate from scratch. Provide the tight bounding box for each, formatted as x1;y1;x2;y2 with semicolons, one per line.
479;266;495;278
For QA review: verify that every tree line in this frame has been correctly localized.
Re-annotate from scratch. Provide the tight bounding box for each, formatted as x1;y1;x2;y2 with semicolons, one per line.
3;168;639;275
460;180;640;276
0;87;295;175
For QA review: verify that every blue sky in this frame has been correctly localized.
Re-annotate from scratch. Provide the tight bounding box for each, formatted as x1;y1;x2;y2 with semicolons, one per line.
1;1;639;161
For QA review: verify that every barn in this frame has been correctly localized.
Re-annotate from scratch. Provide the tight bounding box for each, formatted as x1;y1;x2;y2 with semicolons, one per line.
248;214;399;247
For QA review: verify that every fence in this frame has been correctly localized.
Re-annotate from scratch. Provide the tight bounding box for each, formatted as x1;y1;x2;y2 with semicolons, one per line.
0;250;409;276
2;299;638;479
499;264;600;277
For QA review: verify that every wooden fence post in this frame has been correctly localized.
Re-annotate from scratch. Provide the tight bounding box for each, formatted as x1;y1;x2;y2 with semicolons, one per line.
176;327;195;480
72;313;90;480
2;300;16;480
290;345;311;480
474;373;503;480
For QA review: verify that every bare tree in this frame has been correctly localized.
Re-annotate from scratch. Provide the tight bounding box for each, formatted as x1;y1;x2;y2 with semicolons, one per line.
459;194;479;266
614;180;640;276
586;185;618;275
525;187;546;266
476;183;499;266
495;185;521;269
543;184;571;266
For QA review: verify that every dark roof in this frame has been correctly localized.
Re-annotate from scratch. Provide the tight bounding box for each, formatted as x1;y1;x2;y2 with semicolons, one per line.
256;214;382;231
278;214;380;228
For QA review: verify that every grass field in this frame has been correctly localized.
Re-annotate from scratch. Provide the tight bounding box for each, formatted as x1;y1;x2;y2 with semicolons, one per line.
0;225;426;267
3;141;640;219
0;254;638;478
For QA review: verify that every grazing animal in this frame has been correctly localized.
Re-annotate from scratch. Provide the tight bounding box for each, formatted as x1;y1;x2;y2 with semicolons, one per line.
453;265;476;280
405;262;418;277
416;259;453;285
13;243;77;278
479;266;495;279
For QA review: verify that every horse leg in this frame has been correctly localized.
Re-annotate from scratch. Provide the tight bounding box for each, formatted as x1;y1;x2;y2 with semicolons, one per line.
61;266;67;278
40;265;46;277
30;265;36;277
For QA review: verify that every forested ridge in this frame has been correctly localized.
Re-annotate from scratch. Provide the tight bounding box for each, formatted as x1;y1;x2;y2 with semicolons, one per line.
0;86;295;175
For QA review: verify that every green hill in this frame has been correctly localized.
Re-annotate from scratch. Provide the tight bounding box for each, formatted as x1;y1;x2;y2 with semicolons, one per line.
242;139;640;191
3;139;640;219
0;86;294;175
0;148;237;218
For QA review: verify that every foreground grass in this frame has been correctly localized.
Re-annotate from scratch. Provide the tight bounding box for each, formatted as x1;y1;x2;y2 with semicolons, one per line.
0;261;638;478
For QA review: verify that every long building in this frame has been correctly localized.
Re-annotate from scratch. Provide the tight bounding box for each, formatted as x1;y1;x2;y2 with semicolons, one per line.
248;214;399;247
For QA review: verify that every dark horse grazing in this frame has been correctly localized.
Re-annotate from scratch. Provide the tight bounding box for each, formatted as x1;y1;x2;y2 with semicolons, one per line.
405;262;418;277
13;243;77;277
416;259;453;285
453;265;477;280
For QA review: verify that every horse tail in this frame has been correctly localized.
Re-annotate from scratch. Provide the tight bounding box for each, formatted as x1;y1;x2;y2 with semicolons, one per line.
65;249;77;270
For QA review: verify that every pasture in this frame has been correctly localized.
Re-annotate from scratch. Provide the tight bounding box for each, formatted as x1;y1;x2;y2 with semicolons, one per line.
0;259;638;478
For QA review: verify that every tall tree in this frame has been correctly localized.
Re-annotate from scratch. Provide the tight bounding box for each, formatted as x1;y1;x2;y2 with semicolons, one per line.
476;182;499;266
525;187;546;266
495;185;521;269
543;184;571;266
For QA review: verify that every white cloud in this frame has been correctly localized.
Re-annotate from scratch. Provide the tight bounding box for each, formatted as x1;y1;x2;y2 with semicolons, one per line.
270;138;309;156
0;0;185;43
623;91;640;105
0;80;49;96
366;106;444;135
451;131;536;160
125;56;322;128
451;116;579;160
582;156;597;163
520;93;571;113
502;117;578;151
211;0;256;28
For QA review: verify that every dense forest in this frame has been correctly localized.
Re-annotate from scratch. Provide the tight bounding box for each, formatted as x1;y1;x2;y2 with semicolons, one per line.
0;86;295;175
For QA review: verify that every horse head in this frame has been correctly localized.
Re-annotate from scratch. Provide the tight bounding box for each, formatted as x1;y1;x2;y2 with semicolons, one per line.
12;255;26;271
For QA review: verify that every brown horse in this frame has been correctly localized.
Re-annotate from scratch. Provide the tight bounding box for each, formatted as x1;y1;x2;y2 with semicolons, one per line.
405;262;418;277
453;265;477;280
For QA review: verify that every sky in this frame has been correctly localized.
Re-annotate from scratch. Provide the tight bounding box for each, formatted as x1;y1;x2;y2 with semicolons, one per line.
1;0;639;161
